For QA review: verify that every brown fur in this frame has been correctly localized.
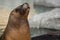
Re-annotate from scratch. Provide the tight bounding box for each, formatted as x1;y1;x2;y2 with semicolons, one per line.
0;3;31;40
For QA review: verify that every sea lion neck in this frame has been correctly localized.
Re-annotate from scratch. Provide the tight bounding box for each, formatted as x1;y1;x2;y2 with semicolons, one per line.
8;18;28;29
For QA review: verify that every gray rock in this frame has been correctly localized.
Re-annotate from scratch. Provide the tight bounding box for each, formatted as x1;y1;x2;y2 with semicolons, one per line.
29;8;60;30
29;8;60;37
34;0;60;7
40;8;60;30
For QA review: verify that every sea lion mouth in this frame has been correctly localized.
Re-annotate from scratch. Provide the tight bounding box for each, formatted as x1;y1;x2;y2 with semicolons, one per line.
15;3;30;15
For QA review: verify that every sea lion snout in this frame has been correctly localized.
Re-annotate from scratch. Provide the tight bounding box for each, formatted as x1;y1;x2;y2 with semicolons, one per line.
22;3;30;9
15;3;30;15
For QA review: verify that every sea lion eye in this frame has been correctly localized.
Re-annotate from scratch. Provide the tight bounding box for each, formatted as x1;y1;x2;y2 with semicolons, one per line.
15;8;21;12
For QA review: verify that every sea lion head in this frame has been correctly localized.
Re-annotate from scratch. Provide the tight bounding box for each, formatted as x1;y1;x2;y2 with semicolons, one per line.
15;3;30;15
10;3;30;19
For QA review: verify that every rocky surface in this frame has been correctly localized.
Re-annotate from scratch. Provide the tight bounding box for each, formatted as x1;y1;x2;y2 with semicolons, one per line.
29;8;60;30
29;8;60;37
34;0;60;7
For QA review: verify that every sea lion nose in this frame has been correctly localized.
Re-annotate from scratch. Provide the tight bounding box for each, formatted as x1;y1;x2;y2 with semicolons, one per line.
22;3;30;9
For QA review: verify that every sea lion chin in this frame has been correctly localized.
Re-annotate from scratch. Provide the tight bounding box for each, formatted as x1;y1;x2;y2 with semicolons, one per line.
0;3;31;40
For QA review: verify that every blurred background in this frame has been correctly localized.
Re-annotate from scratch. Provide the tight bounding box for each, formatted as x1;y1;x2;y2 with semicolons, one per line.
0;0;60;38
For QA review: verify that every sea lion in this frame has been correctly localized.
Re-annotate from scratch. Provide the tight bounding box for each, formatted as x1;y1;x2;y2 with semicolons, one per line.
0;3;31;40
